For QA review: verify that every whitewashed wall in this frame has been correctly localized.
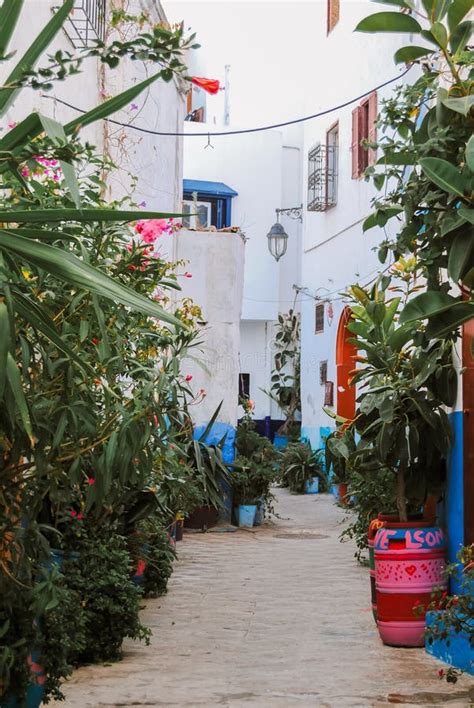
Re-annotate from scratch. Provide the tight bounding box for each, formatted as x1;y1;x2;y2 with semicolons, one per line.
299;1;420;446
171;229;246;427
2;0;185;212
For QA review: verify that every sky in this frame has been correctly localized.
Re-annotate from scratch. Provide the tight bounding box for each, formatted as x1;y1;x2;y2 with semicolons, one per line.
163;1;322;126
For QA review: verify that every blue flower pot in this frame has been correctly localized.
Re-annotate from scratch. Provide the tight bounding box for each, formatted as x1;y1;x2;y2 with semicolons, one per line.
330;483;339;498
273;435;288;449
238;505;257;528
305;477;319;494
254;500;265;526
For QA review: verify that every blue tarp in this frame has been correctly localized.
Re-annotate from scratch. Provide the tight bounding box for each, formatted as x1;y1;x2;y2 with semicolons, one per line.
183;179;238;198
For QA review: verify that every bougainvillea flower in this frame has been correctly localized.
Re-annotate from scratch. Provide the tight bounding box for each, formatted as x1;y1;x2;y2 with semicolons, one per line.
184;272;192;278
130;103;139;110
87;478;95;486
135;219;168;243
69;510;78;518
8;122;17;129
185;374;193;382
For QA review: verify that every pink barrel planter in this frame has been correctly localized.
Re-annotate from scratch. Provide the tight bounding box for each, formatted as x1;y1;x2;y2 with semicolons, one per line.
374;520;446;647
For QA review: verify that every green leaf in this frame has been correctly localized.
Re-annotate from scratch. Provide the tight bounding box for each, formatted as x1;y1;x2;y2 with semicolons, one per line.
0;0;23;58
0;208;184;223
442;95;474;116
394;45;434;63
426;302;474;338
448;229;474;282
429;21;448;48
0;302;10;397
450;20;473;54
355;11;422;32
0;231;183;328
0;0;74;116
6;351;33;443
447;0;474;32
64;72;163;134
421;0;450;21
377;150;416;164
38;114;81;208
458;207;474;225
327;436;350;460
387;323;415;350
419;157;467;197
370;0;412;6
400;291;458;323
466;135;474;173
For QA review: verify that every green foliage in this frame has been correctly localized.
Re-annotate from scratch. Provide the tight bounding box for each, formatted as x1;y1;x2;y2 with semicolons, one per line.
130;520;177;600
339;468;397;563
280;441;327;494
232;420;279;510
263;310;301;436
359;0;473;336
61;534;150;665
325;277;454;521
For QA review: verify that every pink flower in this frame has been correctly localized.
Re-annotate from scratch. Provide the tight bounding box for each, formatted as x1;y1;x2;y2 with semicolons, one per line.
437;669;445;679
185;374;193;382
21;167;30;177
184;272;192;279
130;103;139;111
8;122;17;129
139;201;147;207
87;478;95;486
69;510;77;518
135;219;168;244
77;513;84;521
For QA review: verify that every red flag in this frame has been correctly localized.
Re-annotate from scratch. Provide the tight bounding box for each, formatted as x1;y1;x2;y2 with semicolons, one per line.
191;76;220;95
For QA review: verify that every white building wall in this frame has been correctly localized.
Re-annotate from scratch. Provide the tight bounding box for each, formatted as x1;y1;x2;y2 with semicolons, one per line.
3;0;185;212
299;1;419;448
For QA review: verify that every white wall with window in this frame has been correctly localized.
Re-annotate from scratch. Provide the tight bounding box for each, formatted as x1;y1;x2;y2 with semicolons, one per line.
299;0;420;448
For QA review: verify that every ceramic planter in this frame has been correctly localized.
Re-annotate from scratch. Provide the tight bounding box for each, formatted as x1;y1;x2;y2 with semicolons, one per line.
238;505;257;528
374;519;446;647
304;477;319;494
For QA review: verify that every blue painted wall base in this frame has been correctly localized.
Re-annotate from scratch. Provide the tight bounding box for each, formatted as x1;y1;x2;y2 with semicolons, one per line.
426;611;473;675
194;422;236;523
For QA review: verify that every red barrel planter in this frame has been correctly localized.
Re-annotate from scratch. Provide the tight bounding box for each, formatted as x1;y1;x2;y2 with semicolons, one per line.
338;483;348;506
374;519;446;647
368;516;386;623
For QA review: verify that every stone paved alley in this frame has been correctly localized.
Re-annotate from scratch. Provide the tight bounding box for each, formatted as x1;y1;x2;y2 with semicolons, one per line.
52;491;474;707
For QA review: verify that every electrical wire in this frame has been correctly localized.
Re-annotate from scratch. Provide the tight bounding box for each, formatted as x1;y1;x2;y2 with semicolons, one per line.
41;65;413;138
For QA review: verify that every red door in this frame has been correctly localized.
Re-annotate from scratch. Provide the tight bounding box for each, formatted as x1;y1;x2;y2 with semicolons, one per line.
336;307;356;421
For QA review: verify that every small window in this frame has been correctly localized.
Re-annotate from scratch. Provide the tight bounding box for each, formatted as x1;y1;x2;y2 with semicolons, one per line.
352;92;377;179
327;0;340;33
315;303;325;334
326;122;338;208
63;0;106;48
182;200;211;229
324;381;334;406
239;373;250;399
319;361;328;385
307;134;338;212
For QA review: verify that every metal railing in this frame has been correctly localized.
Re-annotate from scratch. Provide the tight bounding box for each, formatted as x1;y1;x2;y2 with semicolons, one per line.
63;0;106;48
307;144;338;212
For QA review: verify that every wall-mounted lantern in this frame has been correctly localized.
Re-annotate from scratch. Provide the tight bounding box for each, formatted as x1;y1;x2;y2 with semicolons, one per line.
266;204;302;262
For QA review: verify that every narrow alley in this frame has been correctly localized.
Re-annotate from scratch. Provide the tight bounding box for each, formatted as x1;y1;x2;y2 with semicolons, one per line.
52;492;474;707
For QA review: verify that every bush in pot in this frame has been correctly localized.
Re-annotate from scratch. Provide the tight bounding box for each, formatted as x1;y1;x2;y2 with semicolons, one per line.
280;441;327;495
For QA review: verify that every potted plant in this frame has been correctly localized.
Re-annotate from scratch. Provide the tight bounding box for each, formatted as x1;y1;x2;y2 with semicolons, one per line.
280;441;327;495
326;278;456;646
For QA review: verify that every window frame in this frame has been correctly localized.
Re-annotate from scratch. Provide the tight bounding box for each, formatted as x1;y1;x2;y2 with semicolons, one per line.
315;303;325;334
351;92;377;179
325;121;339;209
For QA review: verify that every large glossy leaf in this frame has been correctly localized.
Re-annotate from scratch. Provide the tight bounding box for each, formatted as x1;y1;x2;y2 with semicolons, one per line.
0;0;74;116
442;95;474;116
0;231;183;328
448;229;474;281
421;0;450;21
459;207;474;225
447;0;474;32
450;20;473;54
64;73;163;134
0;208;184;223
394;45;434;63
0;0;23;58
419;157;467;197
429;21;448;48
466;135;474;173
400;291;458;323
377;150;416;164
355;12;422;32
426;303;474;338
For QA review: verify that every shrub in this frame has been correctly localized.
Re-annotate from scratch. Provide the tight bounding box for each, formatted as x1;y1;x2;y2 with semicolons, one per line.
280;442;327;494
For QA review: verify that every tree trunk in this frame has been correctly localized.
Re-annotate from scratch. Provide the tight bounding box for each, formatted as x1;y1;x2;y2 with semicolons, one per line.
396;467;408;522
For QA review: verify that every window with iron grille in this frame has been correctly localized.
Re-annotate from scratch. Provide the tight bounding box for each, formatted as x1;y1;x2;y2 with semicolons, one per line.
315;303;325;334
319;361;328;385
63;0;106;48
307;141;338;212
